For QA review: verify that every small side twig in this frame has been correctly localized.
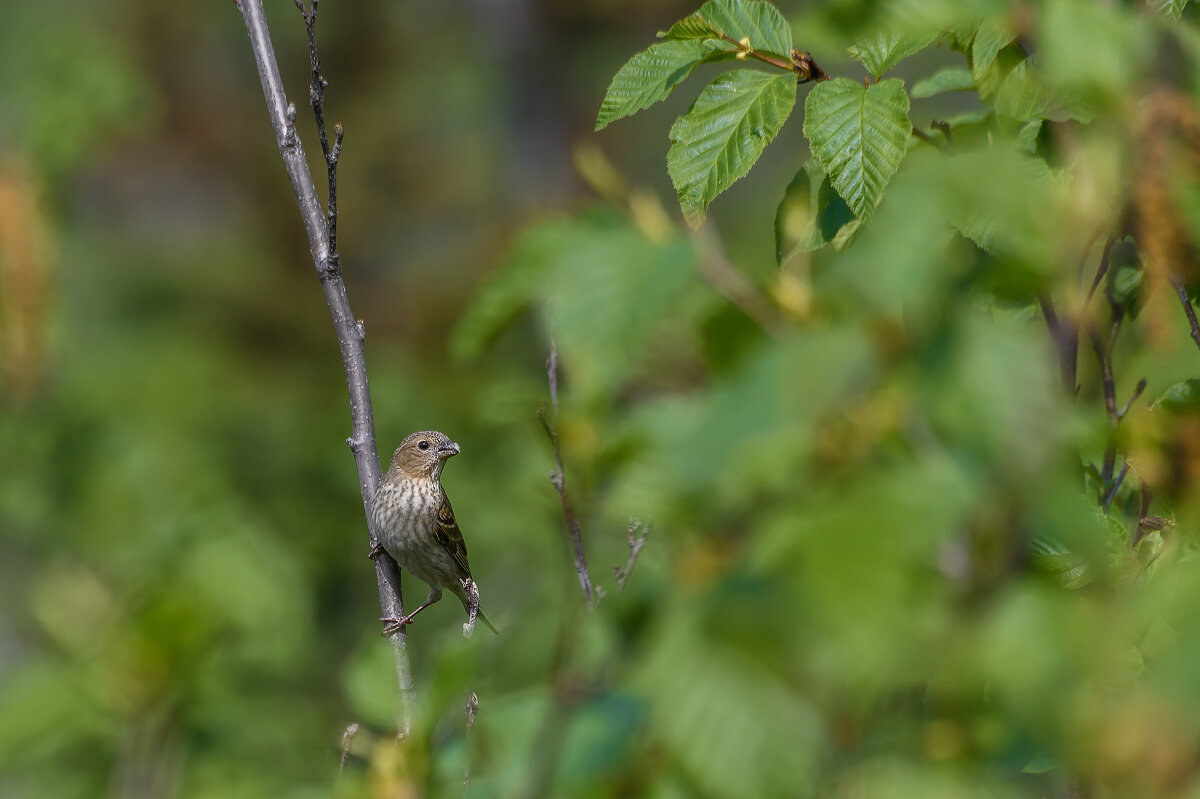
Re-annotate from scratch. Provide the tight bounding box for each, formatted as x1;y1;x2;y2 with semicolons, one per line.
614;519;651;591
1084;237;1116;309
912;127;951;154
337;722;359;783
538;340;599;609
463;691;478;796
1104;459;1129;513
1169;271;1200;354
931;120;955;152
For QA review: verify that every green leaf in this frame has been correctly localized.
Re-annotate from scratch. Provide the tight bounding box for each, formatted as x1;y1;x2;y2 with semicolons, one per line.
993;60;1049;122
660;0;793;59
1031;537;1093;589
775;159;855;263
668;70;796;226
596;39;722;131
1154;379;1200;415
1152;0;1189;20
849;29;938;80
971;16;1017;80
802;77;912;220
911;67;974;98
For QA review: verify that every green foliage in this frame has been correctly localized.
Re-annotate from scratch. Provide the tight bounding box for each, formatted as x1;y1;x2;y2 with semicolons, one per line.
911;67;975;98
849;28;939;80
803;78;911;220
668;70;796;225
660;0;794;60
595;40;723;131
12;0;1200;798
774;158;855;263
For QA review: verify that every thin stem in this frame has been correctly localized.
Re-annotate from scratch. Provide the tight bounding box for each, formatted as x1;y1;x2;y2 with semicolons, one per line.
1084;238;1116;309
912;127;950;153
1104;459;1129;512
614;519;651;591
235;0;414;737
716;31;793;71
1039;293;1078;395
1169;271;1200;354
538;340;598;608
337;723;358;783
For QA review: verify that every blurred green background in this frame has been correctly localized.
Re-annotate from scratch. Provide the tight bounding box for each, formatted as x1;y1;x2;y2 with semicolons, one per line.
4;0;1200;797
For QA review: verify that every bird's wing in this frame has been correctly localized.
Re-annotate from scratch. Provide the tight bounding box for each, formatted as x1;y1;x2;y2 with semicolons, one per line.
434;494;473;579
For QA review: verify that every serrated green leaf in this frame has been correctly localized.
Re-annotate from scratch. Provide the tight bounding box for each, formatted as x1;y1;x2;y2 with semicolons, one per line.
1152;0;1189;20
802;78;911;220
993;60;1049;122
1030;537;1093;589
660;0;793;59
668;70;796;226
596;39;722;131
971;16;1016;80
775;159;855;263
660;15;721;40
911;67;974;98
1014;118;1042;152
849;28;938;80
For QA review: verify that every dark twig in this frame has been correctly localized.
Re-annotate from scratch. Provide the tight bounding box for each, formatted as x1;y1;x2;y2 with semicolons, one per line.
1104;459;1129;513
931;120;955;152
235;0;414;737
613;519;651;591
912;127;951;153
1039;293;1078;395
1084;238;1116;309
538;340;598;609
337;723;358;783
464;691;478;796
1168;271;1200;354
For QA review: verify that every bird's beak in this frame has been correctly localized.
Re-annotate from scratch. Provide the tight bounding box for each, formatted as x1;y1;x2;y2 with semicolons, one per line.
437;441;460;459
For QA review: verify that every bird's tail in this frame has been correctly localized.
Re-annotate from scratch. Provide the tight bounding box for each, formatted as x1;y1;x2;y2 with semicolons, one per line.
477;610;499;635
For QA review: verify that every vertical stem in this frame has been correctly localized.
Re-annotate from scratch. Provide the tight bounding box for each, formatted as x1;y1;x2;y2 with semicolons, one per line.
234;0;414;737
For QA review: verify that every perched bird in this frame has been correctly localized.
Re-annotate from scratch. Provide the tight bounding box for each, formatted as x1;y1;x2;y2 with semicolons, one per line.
370;430;498;635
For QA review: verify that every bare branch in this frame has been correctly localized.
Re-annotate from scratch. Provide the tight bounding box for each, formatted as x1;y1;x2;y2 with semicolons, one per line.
235;0;414;737
537;341;598;608
614;519;651;591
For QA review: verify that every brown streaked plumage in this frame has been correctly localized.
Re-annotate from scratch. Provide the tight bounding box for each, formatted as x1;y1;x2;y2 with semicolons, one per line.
370;430;498;635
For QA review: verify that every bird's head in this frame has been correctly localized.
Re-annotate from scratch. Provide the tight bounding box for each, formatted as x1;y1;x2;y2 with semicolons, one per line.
388;430;460;480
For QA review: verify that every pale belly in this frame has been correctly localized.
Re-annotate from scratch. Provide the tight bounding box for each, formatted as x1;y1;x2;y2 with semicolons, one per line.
372;481;461;590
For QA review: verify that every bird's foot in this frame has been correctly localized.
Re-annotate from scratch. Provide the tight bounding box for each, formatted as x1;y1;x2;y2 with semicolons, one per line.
368;541;386;560
379;615;414;635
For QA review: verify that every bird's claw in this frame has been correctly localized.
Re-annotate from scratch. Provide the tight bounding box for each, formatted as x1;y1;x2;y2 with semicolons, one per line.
379;615;413;635
368;541;386;560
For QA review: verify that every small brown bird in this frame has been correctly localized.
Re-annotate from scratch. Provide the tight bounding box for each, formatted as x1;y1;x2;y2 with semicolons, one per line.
370;430;498;635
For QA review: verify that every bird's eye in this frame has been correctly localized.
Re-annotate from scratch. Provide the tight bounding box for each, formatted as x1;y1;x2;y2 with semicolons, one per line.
418;440;430;450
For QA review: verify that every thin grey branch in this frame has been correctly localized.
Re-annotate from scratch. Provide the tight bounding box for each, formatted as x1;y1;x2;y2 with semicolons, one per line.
537;340;598;608
614;519;651;591
235;0;414;737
